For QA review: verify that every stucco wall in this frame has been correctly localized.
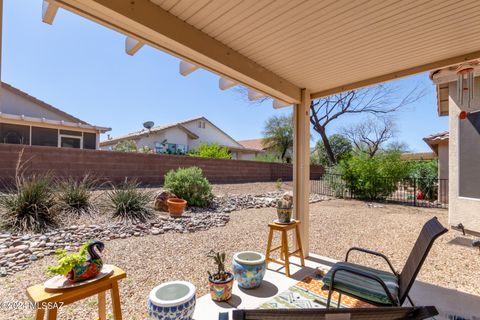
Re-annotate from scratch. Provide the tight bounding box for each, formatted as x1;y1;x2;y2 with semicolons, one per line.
448;79;480;233
135;127;189;150
0;88;70;121
183;119;243;150
437;143;449;203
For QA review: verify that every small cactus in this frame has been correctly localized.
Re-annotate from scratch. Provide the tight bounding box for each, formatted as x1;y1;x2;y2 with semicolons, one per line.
207;250;230;281
276;192;293;209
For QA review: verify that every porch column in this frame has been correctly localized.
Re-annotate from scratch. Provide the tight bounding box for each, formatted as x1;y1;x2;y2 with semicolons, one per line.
293;89;311;257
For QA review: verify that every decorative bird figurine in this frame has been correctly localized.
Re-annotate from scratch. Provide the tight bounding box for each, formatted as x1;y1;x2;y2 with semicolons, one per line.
67;240;105;282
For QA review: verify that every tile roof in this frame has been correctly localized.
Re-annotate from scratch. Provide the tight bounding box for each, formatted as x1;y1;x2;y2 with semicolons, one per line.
237;138;266;151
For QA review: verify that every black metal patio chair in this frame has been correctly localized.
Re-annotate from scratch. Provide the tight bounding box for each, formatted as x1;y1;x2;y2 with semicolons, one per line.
322;216;448;308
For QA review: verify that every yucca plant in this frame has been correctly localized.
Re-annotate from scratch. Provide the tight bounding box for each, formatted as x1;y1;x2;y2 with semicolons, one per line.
107;179;152;223
56;176;98;215
0;174;57;233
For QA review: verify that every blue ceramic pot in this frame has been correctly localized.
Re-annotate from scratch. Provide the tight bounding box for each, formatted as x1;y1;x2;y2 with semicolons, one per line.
148;281;196;320
232;251;266;289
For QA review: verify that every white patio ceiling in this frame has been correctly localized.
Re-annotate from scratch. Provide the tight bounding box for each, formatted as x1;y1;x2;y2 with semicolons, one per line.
49;0;480;104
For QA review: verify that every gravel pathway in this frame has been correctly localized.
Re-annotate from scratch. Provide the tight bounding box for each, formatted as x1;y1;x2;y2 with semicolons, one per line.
1;199;478;320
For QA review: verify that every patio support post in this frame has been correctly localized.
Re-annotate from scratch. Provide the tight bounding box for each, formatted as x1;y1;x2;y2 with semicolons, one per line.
293;89;311;257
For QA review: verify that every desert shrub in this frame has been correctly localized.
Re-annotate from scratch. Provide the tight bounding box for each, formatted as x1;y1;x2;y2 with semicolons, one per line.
339;151;412;200
164;167;213;207
0;174;57;232
412;160;438;200
254;153;283;163
188;143;231;159
113;140;137;152
107;179;152;223
56;176;98;215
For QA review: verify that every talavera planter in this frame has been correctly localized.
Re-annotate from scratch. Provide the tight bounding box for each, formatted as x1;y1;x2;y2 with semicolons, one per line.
208;272;234;301
276;208;292;223
232;251;266;289
147;281;196;320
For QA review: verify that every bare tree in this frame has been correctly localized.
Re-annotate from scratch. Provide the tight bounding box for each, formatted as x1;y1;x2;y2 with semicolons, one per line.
342;117;395;157
310;84;424;164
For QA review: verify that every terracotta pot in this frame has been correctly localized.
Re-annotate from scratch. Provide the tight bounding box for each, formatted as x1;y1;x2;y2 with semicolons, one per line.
208;272;234;301
167;198;187;216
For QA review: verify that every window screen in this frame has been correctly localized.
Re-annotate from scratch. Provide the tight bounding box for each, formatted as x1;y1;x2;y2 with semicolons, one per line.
31;127;58;147
83;133;96;149
60;129;82;136
0;123;30;145
459;111;480;199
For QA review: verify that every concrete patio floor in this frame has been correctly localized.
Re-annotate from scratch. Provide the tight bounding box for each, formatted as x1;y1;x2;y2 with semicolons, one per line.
194;254;480;320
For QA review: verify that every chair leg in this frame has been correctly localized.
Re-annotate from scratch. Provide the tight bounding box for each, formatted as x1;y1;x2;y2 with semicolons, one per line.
326;289;333;309
337;293;342;307
295;224;305;266
283;230;290;277
407;294;415;306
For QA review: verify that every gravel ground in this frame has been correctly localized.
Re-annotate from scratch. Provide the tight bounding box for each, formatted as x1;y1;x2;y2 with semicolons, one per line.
1;199;478;320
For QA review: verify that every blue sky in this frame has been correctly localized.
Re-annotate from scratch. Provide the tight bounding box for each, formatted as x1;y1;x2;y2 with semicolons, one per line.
3;0;447;152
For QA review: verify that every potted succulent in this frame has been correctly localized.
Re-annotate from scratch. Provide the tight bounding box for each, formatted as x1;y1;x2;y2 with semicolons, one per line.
167;198;187;217
276;193;293;223
207;250;234;302
47;240;105;282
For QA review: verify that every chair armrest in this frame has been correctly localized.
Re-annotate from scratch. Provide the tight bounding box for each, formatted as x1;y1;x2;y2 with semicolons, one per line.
330;265;398;306
346;247;398;275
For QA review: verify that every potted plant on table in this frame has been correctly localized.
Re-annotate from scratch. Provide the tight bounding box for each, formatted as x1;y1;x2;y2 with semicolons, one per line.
276;193;293;224
47;240;105;282
207;250;234;302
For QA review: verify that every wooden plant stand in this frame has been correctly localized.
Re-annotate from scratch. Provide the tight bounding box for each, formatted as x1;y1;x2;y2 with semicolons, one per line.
265;220;305;277
26;265;126;320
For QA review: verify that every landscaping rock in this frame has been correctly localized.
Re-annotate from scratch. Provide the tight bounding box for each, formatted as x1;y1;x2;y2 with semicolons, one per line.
154;191;177;212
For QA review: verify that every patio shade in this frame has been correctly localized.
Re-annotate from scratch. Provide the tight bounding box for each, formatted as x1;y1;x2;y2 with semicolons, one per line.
36;0;480;256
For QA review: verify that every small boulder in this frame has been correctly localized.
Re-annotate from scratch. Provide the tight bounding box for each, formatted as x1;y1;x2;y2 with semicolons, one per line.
154;191;177;212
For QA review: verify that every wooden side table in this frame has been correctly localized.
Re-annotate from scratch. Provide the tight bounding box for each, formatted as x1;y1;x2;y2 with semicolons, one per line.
265;220;305;277
26;265;126;320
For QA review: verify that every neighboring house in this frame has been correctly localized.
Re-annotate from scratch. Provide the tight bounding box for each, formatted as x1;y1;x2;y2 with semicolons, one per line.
0;82;110;149
238;138;291;161
99;116;260;160
431;66;480;236
423;132;449;204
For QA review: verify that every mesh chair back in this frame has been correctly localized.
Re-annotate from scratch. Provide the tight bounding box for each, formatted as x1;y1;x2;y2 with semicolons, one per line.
398;217;448;303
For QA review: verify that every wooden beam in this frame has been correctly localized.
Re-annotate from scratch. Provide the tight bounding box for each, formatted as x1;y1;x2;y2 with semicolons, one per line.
293;89;311;257
311;50;480;99
54;0;302;104
42;0;59;25
125;36;144;56
179;60;198;77
219;77;237;91
272;99;291;109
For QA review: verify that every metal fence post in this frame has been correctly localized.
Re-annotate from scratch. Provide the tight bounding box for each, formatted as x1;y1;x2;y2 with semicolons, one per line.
413;178;417;207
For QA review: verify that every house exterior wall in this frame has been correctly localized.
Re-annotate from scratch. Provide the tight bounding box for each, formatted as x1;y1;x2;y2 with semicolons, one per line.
183;119;243;150
1;88;71;121
448;79;480;234
136;127;188;149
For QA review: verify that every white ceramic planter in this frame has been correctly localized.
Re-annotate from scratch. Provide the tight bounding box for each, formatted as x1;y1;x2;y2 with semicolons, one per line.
232;251;266;289
147;281;196;320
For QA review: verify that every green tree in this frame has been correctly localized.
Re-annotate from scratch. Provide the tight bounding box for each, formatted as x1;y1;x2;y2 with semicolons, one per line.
312;134;352;166
113;140;137;152
188;143;231;159
339;151;412;200
411;160;438;200
262;114;293;162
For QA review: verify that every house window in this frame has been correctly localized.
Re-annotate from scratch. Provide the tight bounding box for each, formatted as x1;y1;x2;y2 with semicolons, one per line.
0;123;30;145
83;133;97;149
31;127;58;147
60;135;82;148
459;111;480;199
198;120;206;129
167;143;177;153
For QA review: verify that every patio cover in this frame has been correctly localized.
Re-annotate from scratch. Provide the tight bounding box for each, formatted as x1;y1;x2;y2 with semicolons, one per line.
22;0;480;255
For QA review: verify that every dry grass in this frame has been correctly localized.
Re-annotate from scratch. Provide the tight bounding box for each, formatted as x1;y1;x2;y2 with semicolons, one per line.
1;198;478;320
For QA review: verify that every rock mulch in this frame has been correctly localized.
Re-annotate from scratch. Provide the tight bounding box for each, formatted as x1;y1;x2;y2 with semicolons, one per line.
0;192;328;278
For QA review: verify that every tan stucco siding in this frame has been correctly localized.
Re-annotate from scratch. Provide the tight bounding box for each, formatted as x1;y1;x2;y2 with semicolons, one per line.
1;89;71;121
448;79;480;233
237;152;258;161
136;127;188;149
437;143;449;203
183;120;243;150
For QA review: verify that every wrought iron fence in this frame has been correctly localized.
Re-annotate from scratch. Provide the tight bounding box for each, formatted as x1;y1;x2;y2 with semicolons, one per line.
310;173;448;208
